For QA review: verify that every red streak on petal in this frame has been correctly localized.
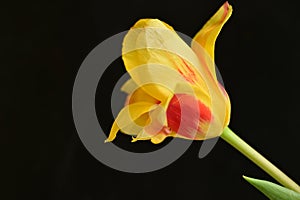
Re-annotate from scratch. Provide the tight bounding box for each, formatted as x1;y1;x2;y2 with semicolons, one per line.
222;2;230;22
166;94;212;138
224;1;229;10
176;58;197;84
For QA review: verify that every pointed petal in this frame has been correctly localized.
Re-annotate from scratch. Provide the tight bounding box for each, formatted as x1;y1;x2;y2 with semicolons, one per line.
105;102;157;142
191;2;232;78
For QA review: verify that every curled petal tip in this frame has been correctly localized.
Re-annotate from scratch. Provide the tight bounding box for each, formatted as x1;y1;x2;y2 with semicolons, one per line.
224;1;230;9
223;1;233;17
191;1;233;79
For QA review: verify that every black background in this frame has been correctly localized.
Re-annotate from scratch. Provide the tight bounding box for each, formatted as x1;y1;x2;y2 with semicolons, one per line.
3;0;300;199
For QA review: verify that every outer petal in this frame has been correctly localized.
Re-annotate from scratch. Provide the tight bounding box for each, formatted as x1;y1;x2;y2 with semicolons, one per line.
122;19;211;105
219;83;231;127
191;2;232;79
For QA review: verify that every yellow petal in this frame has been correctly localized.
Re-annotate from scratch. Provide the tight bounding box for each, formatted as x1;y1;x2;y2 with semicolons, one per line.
220;85;231;127
127;86;159;105
191;2;232;79
122;19;211;104
105;102;157;142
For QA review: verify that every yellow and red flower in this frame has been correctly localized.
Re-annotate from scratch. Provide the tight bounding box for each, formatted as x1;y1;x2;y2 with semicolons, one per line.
106;2;232;144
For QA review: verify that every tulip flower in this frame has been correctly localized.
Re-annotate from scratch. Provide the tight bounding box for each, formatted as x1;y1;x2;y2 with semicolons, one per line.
105;1;300;195
106;2;232;144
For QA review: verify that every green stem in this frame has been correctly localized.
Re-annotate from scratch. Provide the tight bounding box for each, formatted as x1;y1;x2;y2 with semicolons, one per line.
221;126;300;193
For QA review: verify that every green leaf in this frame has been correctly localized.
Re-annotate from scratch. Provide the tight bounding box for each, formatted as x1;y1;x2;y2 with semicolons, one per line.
243;176;300;200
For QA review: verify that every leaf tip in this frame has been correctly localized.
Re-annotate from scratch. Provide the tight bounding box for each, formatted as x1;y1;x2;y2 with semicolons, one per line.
242;175;251;181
